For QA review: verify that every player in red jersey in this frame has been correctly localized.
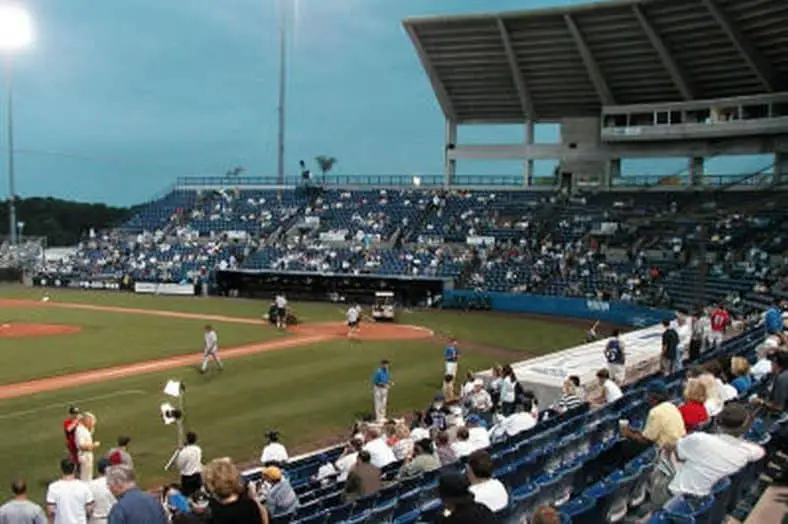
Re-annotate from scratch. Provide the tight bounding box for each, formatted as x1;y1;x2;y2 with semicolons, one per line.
709;304;730;348
63;406;81;468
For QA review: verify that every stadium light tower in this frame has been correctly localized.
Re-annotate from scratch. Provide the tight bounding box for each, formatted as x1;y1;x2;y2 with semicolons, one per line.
0;4;33;245
276;0;287;185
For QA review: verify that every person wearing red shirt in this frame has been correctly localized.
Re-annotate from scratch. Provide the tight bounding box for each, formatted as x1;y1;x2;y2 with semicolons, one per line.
678;379;709;432
63;406;81;467
709;304;730;348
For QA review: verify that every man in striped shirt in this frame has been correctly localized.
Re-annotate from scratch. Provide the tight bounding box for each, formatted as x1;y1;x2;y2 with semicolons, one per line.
556;376;584;413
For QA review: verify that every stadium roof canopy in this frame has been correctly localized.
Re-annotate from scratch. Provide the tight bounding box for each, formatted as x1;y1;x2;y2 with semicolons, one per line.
403;0;788;123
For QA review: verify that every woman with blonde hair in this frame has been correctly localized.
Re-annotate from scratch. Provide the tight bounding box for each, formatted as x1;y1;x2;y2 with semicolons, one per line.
688;367;723;417
678;378;709;432
203;459;268;523
729;357;752;395
391;422;414;461
75;412;100;481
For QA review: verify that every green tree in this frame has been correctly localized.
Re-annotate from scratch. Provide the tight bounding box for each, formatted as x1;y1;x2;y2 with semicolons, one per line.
314;155;338;183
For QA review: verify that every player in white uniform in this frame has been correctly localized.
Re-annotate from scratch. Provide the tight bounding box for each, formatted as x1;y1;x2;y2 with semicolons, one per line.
346;304;361;337
200;324;223;373
275;294;288;329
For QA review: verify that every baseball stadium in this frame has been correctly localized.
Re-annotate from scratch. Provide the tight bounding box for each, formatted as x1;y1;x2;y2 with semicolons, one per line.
0;0;786;523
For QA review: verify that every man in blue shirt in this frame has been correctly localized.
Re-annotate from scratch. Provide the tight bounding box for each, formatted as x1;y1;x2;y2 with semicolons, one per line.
372;360;391;422
444;340;460;378
604;330;626;384
106;465;167;524
765;300;785;341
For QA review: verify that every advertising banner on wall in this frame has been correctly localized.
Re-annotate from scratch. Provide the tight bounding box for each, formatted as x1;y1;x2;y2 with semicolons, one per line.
134;282;196;296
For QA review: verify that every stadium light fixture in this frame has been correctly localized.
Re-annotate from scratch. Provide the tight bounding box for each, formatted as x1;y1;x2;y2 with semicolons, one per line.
0;5;34;51
0;4;33;246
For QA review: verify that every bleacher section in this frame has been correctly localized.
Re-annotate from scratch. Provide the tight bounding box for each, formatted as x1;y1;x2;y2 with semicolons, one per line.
239;325;780;524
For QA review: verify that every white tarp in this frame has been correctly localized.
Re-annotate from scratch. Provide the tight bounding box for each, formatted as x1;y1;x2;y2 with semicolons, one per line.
134;282;195;296
508;324;665;406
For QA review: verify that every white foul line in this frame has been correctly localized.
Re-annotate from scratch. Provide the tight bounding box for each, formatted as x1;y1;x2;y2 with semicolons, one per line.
0;389;146;420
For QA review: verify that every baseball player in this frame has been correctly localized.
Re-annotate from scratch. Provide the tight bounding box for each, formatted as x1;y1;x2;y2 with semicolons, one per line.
346;304;361;337
200;324;223;373
275;294;288;329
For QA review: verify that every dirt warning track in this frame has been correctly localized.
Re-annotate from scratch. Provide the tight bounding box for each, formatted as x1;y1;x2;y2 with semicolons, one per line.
0;298;434;401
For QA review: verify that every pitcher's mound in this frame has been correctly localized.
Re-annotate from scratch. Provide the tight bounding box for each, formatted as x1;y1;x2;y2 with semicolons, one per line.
0;323;82;338
291;322;433;341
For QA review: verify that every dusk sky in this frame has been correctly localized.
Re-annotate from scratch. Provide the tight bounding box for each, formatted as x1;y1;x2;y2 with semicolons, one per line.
1;0;772;205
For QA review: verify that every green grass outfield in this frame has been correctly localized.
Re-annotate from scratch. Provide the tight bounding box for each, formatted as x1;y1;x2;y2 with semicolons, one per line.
0;286;587;501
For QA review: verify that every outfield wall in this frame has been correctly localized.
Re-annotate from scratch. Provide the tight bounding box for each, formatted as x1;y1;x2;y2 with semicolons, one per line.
443;290;673;327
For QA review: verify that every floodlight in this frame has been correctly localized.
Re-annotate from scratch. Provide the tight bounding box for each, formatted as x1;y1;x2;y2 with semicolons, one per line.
163;380;183;398
0;5;34;52
413;176;421;187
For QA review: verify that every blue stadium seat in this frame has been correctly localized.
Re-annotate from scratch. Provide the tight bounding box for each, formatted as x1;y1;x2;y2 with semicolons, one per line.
663;495;714;523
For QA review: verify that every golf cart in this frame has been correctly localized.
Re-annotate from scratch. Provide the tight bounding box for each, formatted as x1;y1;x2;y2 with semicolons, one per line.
372;291;396;321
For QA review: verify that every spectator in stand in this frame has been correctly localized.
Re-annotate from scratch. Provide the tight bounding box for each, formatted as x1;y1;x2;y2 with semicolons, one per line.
604;330;626;384
466;416;491;452
460;373;476;399
261;466;299;518
709;304;730;349
531;506;561;524
467;450;509;512
596;369;623;405
260;431;288;467
495;399;537;439
687;367;723;417
751;351;788;449
106;465;167;524
765;299;785;343
661;319;680;376
436;472;498;523
175;432;203;498
46;459;94;524
398;439;441;479
391;422;415;461
556;376;584;413
343;451;381;503
499;366;518;416
87;459;116;524
467;379;494;415
729;357;753;395
409;412;430;442
0;478;46;524
335;438;363;482
667;404;765;500
202;459;268;524
362;426;397;469
106;436;133;468
451;428;475;458
312;454;338;486
751;344;777;382
487;365;504;407
435;432;458;466
426;395;450;432
678;379;709;432
689;310;705;362
705;360;738;402
442;375;458;403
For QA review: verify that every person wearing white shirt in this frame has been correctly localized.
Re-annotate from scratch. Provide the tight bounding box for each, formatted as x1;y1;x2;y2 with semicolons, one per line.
275;294;288;329
500;367;518;416
346;305;361;337
335;439;363;482
466;418;491;452
174;432;203;497
87;459;116;524
313;454;338;485
46;459;94;524
75;413;100;481
597;369;623;404
498;400;537;438
467;381;494;413
450;428;475;458
362;428;397;469
467;450;509;512
668;404;765;498
200;324;223;373
260;431;289;466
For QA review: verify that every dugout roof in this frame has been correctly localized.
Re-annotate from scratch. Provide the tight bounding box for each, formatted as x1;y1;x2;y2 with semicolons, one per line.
403;0;788;123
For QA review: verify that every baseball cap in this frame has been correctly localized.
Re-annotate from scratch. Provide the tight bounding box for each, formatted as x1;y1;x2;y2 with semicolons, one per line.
68;406;80;415
434;393;445;402
646;380;668;397
717;403;751;436
262;466;282;481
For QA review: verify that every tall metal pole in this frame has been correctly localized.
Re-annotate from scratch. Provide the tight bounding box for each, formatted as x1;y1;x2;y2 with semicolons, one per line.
5;57;16;245
276;1;287;185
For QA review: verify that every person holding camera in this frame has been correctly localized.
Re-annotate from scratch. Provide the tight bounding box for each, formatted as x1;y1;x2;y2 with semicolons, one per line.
175;432;203;498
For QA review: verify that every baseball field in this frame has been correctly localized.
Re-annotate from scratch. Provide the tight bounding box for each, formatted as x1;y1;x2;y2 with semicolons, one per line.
0;286;591;501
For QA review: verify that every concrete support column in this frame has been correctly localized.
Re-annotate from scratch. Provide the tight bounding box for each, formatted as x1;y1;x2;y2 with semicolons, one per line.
606;158;621;189
444;119;457;186
689;157;704;187
775;151;788;186
525;120;535;187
